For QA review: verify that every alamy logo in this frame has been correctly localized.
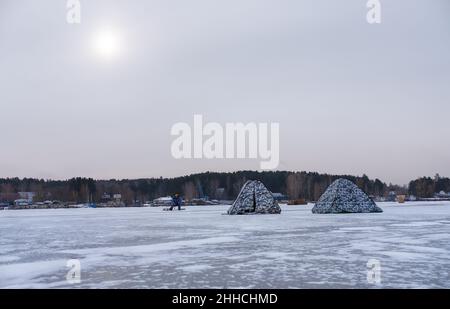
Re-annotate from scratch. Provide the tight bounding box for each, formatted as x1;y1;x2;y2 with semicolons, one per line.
366;0;381;24
66;259;81;284
170;115;280;170
367;258;381;284
66;0;81;24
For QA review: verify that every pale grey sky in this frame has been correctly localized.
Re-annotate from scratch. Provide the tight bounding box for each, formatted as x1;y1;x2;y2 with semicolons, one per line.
1;0;449;185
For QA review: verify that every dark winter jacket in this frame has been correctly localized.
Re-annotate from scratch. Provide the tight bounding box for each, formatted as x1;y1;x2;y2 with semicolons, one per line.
172;196;182;206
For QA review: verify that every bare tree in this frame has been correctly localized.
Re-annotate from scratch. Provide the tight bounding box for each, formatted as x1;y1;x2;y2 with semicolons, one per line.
183;181;197;201
286;173;300;199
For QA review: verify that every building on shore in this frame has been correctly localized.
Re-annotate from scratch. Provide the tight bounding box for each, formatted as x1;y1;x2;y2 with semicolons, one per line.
272;192;288;202
152;196;173;207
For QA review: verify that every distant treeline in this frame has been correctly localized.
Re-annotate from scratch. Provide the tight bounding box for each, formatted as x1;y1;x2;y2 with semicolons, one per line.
0;171;414;204
409;175;450;198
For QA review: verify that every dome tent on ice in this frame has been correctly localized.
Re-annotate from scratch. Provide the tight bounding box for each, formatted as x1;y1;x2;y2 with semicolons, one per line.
227;180;281;215
312;178;383;214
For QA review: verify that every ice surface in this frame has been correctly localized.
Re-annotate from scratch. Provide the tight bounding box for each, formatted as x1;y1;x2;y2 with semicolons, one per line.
1;202;450;288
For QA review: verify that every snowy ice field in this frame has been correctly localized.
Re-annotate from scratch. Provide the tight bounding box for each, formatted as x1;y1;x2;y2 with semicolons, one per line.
1;202;449;288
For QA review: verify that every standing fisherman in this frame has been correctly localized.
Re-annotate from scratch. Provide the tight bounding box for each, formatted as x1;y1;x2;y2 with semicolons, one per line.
170;193;182;211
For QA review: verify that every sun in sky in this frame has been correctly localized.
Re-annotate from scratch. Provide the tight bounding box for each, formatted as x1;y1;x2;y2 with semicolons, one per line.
92;29;122;60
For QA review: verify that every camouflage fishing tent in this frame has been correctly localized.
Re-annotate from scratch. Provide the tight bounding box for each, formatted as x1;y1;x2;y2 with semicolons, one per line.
227;180;281;215
312;178;383;214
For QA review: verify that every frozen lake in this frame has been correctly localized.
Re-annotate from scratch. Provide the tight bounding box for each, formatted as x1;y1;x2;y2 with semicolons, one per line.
1;202;450;288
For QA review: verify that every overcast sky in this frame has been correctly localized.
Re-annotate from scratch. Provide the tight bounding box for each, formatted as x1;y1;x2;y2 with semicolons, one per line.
1;0;449;185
